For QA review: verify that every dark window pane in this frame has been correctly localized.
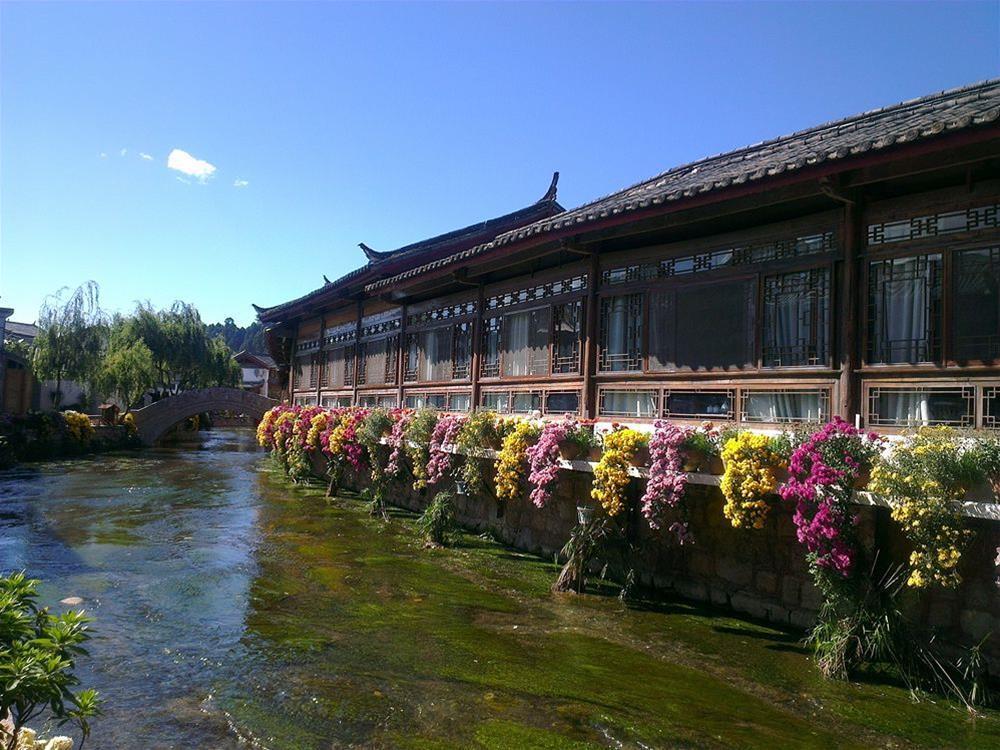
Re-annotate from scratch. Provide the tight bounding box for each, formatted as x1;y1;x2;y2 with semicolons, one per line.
545;391;580;414
649;280;755;371
762;269;830;367
481;317;501;378
867;255;942;364
452;322;472;379
953;247;1000;362
664;390;733;418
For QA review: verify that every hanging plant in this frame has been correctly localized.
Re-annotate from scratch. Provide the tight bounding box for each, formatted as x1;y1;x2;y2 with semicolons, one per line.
454;410;499;495
720;431;784;529
526;419;573;508
494;419;540;505
358;408;395;517
385;409;414;479
640;421;691;542
869;427;974;588
426;414;467;485
591;427;647;517
403;409;439;491
779;417;882;579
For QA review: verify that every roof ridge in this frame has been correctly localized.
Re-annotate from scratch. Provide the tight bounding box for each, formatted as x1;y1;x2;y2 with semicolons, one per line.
564;78;1000;216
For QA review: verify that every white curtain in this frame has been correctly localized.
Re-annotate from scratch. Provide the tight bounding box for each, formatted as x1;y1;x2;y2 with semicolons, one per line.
744;392;822;423
604;297;628;370
883;392;930;426
603;390;656;417
503;311;531;376
772;294;800;365
876;257;934;363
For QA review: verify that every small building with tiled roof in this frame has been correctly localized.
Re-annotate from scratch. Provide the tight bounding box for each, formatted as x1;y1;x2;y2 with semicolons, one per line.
258;80;1000;429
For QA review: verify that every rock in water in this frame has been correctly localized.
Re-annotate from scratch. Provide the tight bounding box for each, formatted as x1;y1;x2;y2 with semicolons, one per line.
60;596;83;606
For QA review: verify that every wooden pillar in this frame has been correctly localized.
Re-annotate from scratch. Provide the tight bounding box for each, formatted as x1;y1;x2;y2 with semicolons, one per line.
352;299;363;406
838;193;863;423
315;315;326;407
396;304;408;408
582;250;600;420
288;323;299;401
470;284;485;412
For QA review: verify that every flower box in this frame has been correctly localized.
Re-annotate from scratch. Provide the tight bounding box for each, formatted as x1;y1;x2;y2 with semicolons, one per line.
558;440;582;461
629;445;651;467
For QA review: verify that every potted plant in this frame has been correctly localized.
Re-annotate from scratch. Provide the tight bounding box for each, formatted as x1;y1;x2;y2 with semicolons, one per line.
680;425;724;474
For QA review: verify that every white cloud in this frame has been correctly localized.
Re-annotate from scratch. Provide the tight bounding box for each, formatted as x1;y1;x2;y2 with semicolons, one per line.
99;152;108;159
233;178;249;188
120;148;127;157
167;148;217;182
139;152;154;161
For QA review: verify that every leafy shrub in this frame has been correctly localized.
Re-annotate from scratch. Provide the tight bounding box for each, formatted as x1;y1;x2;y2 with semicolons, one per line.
0;572;101;749
418;490;457;546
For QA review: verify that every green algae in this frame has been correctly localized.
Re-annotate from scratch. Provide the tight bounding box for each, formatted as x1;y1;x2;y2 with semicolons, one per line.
231;471;1000;749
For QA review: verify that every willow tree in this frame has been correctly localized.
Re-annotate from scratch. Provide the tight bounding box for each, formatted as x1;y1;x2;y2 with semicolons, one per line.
31;282;107;408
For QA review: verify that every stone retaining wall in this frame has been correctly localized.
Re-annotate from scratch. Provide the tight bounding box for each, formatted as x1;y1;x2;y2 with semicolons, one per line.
332;451;1000;670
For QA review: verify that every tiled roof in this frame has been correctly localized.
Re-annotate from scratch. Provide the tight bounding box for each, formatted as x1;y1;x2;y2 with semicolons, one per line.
4;321;39;340
366;79;1000;293
255;174;563;321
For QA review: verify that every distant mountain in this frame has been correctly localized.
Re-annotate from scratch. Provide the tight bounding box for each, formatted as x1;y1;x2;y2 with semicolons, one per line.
206;318;266;355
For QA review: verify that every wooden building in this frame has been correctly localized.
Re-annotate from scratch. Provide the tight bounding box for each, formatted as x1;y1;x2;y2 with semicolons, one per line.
257;80;1000;432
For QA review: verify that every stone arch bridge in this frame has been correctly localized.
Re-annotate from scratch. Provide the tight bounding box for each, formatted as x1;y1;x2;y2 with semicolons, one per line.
131;387;276;446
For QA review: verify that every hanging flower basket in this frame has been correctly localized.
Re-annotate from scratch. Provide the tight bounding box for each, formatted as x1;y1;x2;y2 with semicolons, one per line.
558;440;582;461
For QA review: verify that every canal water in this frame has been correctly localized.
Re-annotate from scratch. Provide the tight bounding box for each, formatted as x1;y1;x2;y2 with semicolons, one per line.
1;429;998;749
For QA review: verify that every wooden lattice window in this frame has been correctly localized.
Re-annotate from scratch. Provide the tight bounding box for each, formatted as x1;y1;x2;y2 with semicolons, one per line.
307;354;320;389
741;389;829;424
452;322;472;380
867;385;975;428
404;334;419;383
598;389;658;418
481;317;501;378
762;268;830;367
867;254;942;364
552;301;582;374
952;247;1000;362
984;386;1000;430
663;389;735;419
502;307;550;377
598;294;643;372
867;203;1000;245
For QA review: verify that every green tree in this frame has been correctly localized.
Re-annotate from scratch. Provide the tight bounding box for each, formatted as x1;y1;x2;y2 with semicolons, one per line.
0;572;101;750
95;331;157;413
31;282;107;408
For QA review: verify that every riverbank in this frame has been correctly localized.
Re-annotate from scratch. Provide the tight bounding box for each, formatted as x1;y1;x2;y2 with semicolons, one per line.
2;431;998;748
265;468;1000;749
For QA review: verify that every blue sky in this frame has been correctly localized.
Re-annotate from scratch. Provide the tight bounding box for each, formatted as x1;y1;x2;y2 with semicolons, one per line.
2;1;998;326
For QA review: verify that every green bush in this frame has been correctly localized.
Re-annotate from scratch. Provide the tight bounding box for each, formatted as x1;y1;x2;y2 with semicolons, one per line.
0;572;101;749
